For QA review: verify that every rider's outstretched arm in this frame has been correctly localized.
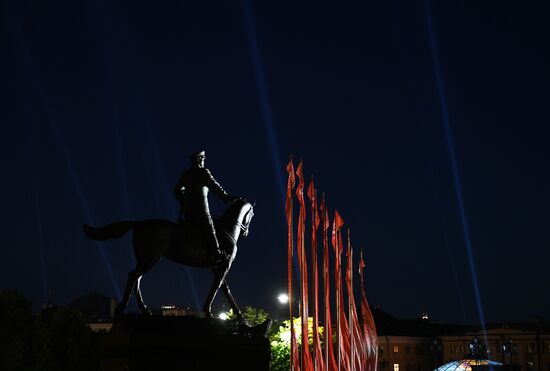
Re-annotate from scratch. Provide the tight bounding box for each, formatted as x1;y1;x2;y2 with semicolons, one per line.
204;168;231;203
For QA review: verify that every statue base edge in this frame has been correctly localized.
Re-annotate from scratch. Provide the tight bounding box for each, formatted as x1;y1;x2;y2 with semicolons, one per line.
99;315;271;371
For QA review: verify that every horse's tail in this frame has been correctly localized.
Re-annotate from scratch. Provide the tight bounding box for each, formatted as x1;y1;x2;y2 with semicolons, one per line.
83;221;136;241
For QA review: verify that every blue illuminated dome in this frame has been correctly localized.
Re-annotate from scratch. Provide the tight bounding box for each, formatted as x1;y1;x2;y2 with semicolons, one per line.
434;359;502;371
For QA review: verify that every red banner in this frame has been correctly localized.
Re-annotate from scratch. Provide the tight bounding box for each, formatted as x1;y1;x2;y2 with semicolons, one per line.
359;250;378;371
307;178;324;371
332;211;351;370
296;161;313;370
345;233;364;370
321;198;337;370
286;158;299;371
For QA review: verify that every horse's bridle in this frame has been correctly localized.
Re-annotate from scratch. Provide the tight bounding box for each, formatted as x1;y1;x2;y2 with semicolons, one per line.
223;207;252;246
236;206;254;235
235;221;248;233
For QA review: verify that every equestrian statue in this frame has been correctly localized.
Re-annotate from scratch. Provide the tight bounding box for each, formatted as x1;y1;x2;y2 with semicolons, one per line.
83;150;254;322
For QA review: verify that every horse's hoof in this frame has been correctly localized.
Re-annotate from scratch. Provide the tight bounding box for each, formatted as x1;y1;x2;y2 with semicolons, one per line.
237;319;272;337
235;315;249;328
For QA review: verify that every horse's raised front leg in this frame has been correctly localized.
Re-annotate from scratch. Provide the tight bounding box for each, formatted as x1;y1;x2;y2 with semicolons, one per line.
202;266;229;318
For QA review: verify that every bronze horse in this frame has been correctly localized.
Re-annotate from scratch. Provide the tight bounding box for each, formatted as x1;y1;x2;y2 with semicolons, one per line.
83;199;254;320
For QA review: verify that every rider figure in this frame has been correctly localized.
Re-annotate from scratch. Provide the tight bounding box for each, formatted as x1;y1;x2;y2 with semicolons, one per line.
174;150;235;262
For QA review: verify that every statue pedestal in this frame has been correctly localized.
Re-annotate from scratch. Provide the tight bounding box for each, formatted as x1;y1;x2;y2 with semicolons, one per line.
100;315;271;371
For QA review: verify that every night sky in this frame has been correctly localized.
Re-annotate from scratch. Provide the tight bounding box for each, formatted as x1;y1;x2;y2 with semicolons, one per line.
1;1;549;326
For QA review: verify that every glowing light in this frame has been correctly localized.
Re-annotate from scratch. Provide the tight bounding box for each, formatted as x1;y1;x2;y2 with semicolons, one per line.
424;0;487;332
218;312;229;320
273;317;323;346
8;14;122;300
277;293;289;304
242;0;285;201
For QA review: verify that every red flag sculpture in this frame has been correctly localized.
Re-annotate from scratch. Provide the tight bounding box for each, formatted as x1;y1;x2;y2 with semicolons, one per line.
286;158;377;371
307;178;324;371
286;158;299;371
296;161;313;370
321;197;338;371
359;250;378;371
345;232;364;370
332;211;351;370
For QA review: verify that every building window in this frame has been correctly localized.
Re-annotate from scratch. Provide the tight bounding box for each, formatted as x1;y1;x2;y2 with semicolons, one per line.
449;344;464;354
393;345;399;353
394;364;399;371
405;346;410;354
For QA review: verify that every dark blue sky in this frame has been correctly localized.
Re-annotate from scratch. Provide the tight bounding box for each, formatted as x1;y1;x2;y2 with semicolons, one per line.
1;0;548;325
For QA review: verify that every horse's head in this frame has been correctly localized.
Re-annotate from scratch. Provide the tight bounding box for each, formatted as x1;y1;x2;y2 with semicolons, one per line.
221;198;255;239
241;201;255;238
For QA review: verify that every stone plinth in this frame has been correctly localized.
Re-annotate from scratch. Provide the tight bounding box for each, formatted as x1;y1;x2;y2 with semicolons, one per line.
100;315;271;371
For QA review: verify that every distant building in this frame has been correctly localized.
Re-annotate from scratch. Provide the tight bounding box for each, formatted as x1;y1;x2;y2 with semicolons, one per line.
374;309;550;371
374;308;469;371
65;292;117;332
160;305;201;317
66;291;116;320
439;323;550;371
71;294;202;332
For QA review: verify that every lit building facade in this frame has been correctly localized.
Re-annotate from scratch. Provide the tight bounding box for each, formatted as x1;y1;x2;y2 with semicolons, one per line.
378;335;441;371
376;316;550;371
439;325;550;371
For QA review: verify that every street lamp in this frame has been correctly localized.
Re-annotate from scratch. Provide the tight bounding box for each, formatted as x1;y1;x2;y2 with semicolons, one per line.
274;293;291;322
277;293;289;304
